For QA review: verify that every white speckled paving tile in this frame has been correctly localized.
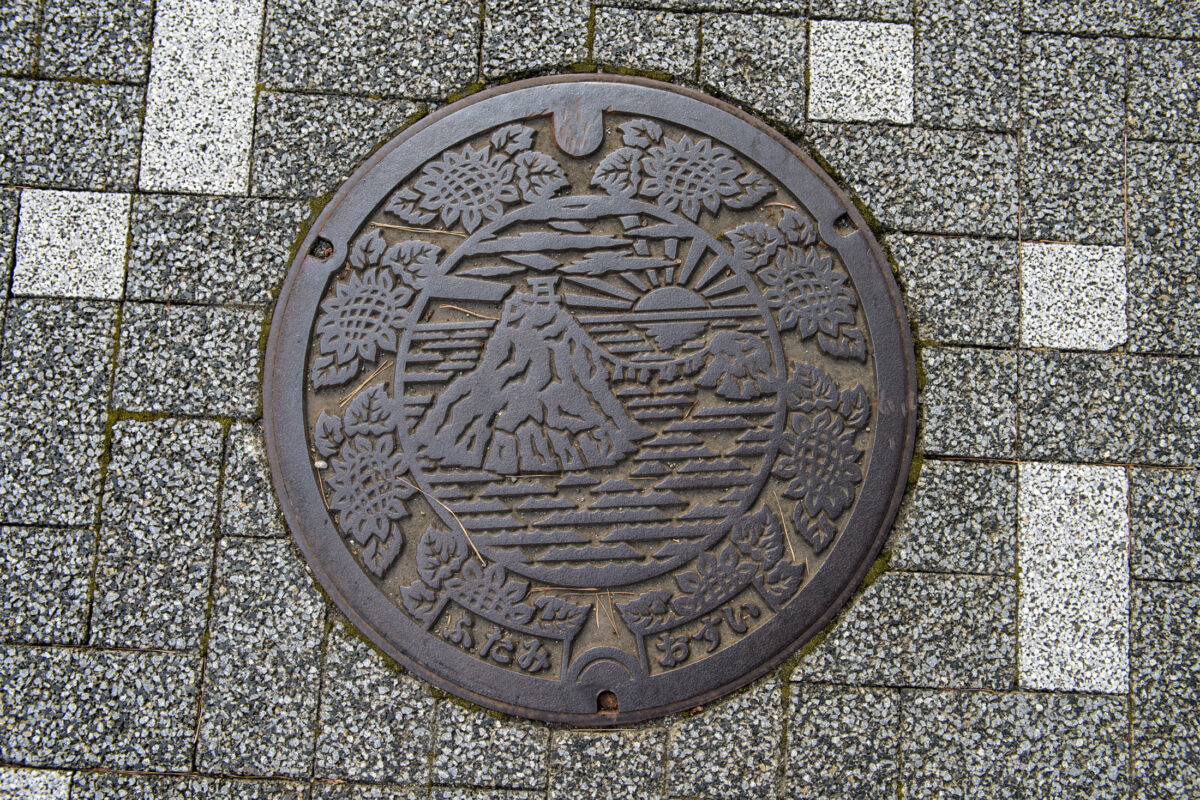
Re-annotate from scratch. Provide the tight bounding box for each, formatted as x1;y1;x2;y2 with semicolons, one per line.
0;767;71;798
138;0;264;194
809;19;914;124
1021;241;1128;350
13;188;129;299
1019;462;1130;694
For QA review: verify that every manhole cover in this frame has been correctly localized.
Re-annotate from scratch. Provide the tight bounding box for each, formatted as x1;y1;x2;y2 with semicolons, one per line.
265;75;916;725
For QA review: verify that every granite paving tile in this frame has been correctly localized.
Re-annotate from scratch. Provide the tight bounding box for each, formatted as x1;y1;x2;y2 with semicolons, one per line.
430;701;549;789
805;123;1018;236
1129;39;1200;143
482;0;589;79
260;0;478;98
1020;242;1127;350
71;773;307;799
251;91;422;200
786;685;899;800
810;0;912;21
700;14;806;129
667;677;782;800
549;728;667;800
889;460;1017;575
0;189;16;302
0;300;117;527
1130;580;1200;740
0;525;94;644
885;234;1019;347
0;79;142;191
1021;34;1125;146
220;423;286;538
128;195;309;306
12;189;130;300
312;786;426;800
112;302;263;418
38;0;155;82
599;0;805;10
197;538;325;778
90;418;223;650
919;346;1018;459
1019;140;1126;246
0;767;70;798
593;8;700;78
1129;467;1200;582
795;572;1016;689
0;0;38;74
1133;736;1200;800
1125;0;1200;37
1021;0;1126;35
430;791;543;800
1018;351;1200;465
0;646;200;770
808;20;913;124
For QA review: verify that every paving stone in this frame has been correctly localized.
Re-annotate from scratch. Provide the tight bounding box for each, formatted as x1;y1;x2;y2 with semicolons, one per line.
549;728;667;800
1130;580;1200;740
197;538;325;778
0;767;70;798
885;234;1019;347
313;786;425;800
667;677;782;800
0;300;117;526
809;20;914;124
900;690;1128;799
0;525;94;644
1020;242;1127;350
112;302;263;418
0;189;16;298
806;123;1018;236
139;0;263;194
251;91;422;200
0;646;199;770
1021;35;1124;146
71;773;307;799
1133;736;1200;800
430;791;542;800
430;701;549;789
810;0;911;21
1125;0;1200;37
260;0;478;98
1129;39;1200;143
786;685;899;800
90;418;223;650
889;460;1017;575
600;0;804;9
795;572;1016;689
221;423;285;538
919;346;1017;459
482;0;589;79
1129;467;1200;582
0;80;142;191
315;617;434;784
13;189;130;300
593;8;700;78
1018;462;1130;694
1022;0;1126;35
1127;141;1200;355
1018;351;1200;465
39;0;155;82
1019;141;1125;246
700;14;806;128
0;0;38;73
128;195;308;306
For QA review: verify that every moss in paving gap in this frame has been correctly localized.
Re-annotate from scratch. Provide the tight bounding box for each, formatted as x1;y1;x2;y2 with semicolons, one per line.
585;1;596;62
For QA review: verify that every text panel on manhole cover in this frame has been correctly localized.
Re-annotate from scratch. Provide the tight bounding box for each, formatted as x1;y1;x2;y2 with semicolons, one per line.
265;76;916;724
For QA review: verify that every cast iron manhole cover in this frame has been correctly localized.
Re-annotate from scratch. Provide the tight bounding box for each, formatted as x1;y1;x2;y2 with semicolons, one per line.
265;75;916;725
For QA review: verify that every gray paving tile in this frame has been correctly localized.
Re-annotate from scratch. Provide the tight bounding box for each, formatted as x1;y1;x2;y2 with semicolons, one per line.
919;346;1018;459
71;773;307;799
1022;0;1126;35
667;677;782;800
0;768;70;798
900;690;1128;799
0;525;94;644
700;14;806;128
482;0;589;79
795;572;1016;689
39;0;155;82
805;123;1018;236
593;7;700;78
0;79;142;191
1021;34;1124;146
915;13;1019;131
1131;580;1200;740
430;791;542;800
251;91;422;200
1133;736;1200;800
0;0;37;74
811;0;912;21
1018;351;1200;465
260;0;478;97
549;728;667;800
885;234;1019;347
1019;140;1125;246
0;645;199;770
0;189;15;305
1126;0;1200;37
315;617;434;784
786;685;899;800
1130;467;1200;582
889;460;1017;575
221;423;286;539
197;538;325;778
430;701;549;789
600;0;804;9
112;302;263;418
90;418;223;650
1129;39;1200;143
0;300;117;526
1128;248;1200;357
128;195;309;306
313;786;426;800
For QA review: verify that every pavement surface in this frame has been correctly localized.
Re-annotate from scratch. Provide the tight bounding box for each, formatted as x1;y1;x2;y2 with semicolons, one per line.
1;0;1198;798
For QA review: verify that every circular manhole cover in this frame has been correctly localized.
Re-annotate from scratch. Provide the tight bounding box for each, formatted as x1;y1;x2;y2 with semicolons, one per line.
265;75;916;725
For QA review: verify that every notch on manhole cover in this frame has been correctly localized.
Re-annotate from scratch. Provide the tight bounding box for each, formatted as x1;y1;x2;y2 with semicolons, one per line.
264;75;916;725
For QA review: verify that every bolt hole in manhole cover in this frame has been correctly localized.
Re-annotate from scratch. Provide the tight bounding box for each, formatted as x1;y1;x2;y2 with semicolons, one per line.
264;75;916;725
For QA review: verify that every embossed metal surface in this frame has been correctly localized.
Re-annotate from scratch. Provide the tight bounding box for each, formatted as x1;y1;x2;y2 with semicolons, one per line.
264;75;916;725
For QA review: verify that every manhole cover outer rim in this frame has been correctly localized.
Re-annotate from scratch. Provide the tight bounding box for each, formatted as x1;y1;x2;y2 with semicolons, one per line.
264;73;917;726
